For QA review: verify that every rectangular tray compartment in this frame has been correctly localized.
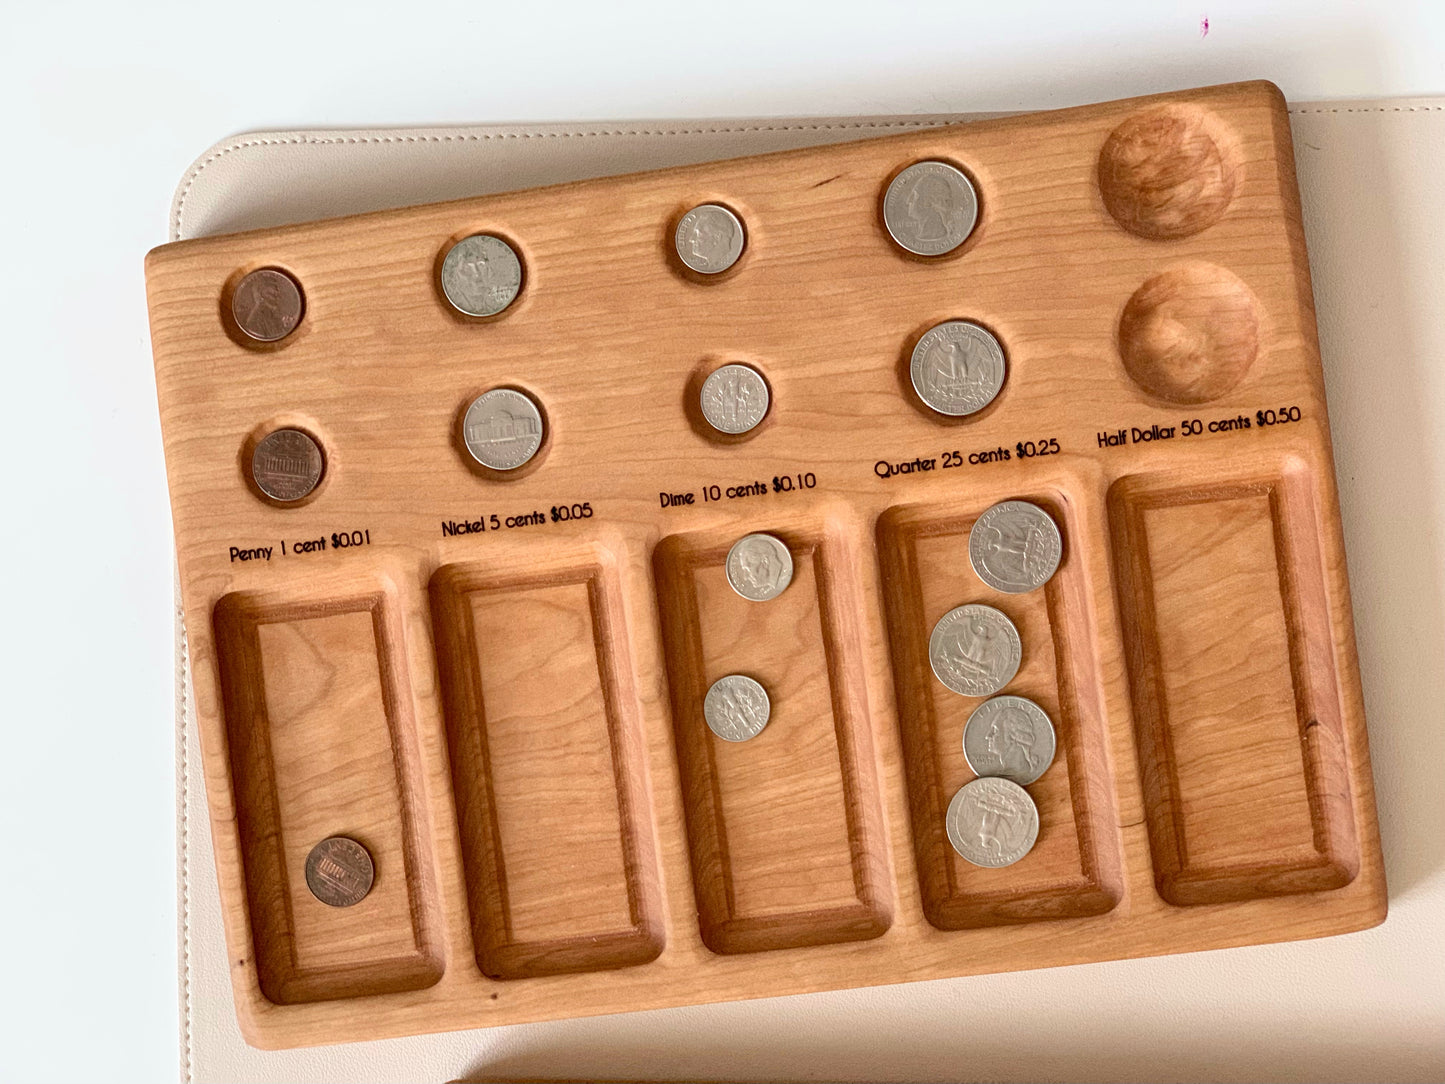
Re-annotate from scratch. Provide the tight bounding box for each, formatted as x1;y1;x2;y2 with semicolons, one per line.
1109;461;1359;905
212;587;445;1004
654;517;892;954
429;546;665;978
877;492;1124;929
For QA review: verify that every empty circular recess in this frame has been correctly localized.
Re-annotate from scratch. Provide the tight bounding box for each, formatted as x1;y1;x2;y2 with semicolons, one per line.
1118;262;1259;404
1098;104;1240;240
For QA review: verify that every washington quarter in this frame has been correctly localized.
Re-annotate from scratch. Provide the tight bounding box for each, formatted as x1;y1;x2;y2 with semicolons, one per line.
963;695;1056;786
304;836;375;907
969;500;1063;593
946;777;1040;868
909;320;1006;417
704;674;771;742
462;388;544;470
700;363;770;434
675;204;745;274
440;233;523;317
883;160;979;256
928;604;1021;697
232;268;304;342
725;532;793;601
251;428;324;502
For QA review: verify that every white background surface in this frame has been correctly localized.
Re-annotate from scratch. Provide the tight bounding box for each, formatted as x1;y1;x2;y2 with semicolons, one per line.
3;2;1445;1081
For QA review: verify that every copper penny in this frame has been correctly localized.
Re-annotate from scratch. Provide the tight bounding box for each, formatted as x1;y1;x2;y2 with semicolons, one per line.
304;837;374;907
250;428;324;502
231;268;304;342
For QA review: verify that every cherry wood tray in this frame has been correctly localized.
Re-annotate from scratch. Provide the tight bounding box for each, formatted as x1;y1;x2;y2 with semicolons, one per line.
144;80;1385;1050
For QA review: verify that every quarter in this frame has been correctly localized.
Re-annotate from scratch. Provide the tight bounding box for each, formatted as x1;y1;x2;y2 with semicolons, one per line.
704;674;771;742
928;603;1021;697
700;363;770;434
968;500;1063;593
909;320;1006;417
231;268;304;342
963;695;1056;786
304;836;375;907
945;777;1040;868
883;160;979;256
250;428;324;502
725;533;794;601
440;233;523;317
675;204;745;274
462;388;544;471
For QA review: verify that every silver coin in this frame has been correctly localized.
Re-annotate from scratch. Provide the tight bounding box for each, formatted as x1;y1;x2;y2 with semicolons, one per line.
909;320;1006;417
440;233;523;317
968;500;1063;593
704;674;771;742
963;695;1056;786
883;160;979;256
725;533;793;601
251;428;324;502
700;363;769;434
928;604;1021;697
675;204;745;274
946;776;1040;868
462;388;544;470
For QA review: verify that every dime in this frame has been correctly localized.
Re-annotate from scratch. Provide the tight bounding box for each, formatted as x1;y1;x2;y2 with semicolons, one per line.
968;500;1063;593
251;428;324;502
725;533;794;601
675;203;745;274
909;320;1006;417
704;674;771;742
883;160;979;256
462;388;544;470
232;268;303;342
963;695;1056;786
304;836;375;907
946;777;1040;868
928;604;1021;697
440;233;523;317
700;363;769;434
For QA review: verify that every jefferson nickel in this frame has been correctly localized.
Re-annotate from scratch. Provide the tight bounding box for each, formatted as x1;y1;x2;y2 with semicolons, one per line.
928;603;1021;697
725;532;793;601
440;233;523;317
883;160;979;256
969;500;1063;593
946;776;1040;868
700;363;769;434
462;388;544;470
704;674;771;742
251;428;324;502
304;836;375;907
963;695;1056;786
675;203;746;274
909;320;1006;417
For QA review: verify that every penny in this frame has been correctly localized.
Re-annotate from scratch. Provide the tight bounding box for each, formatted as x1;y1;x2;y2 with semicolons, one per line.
963;695;1056;786
968;500;1063;593
462;388;544;470
909;320;1006;417
304;836;374;907
231;268;303;342
928;603;1021;697
883;160;979;256
700;363;770;434
250;428;324;502
946;776;1040;868
725;533;794;602
675;203;745;274
704;674;771;742
440;233;523;317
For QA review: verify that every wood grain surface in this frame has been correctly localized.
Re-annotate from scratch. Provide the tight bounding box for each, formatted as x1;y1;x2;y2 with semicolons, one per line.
145;80;1386;1049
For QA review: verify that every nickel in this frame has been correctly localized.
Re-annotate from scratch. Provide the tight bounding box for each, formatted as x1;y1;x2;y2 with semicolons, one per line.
704;674;771;742
963;695;1056;786
928;604;1021;697
909;320;1006;417
251;428;324;502
883;160;978;256
304;836;374;907
946;776;1040;868
462;388;544;470
232;268;303;342
969;500;1063;593
700;363;769;434
675;203;745;274
440;233;523;317
725;533;793;601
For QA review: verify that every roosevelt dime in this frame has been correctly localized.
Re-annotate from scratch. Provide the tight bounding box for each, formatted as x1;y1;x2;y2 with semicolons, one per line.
675;203;745;274
725;532;793;601
968;500;1063;593
462;388;544;470
700;363;770;434
946;776;1040;868
440;233;523;317
963;695;1056;786
304;836;375;907
704;674;771;742
251;428;324;502
909;320;1006;417
232;268;304;342
928;604;1021;697
883;160;978;256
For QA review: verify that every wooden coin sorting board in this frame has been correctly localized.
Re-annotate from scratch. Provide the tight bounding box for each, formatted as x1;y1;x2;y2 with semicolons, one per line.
145;81;1386;1049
